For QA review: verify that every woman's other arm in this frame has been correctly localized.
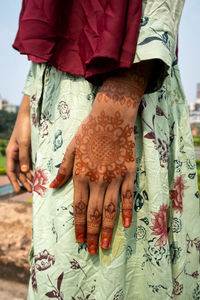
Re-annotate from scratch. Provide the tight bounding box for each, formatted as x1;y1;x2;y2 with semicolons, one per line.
6;94;33;193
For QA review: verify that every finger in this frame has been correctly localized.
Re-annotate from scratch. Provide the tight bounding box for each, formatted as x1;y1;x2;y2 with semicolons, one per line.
50;138;75;188
87;183;106;255
73;178;89;243
18;171;32;193
100;179;121;249
121;172;135;228
19;142;31;172
7;171;21;193
6;153;21;193
26;171;34;183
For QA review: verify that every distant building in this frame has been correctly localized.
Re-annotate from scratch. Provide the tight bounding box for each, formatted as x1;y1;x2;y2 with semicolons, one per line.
5;104;17;113
0;98;8;110
0;96;17;113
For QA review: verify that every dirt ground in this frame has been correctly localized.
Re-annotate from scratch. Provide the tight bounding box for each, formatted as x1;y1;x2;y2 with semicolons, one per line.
0;278;28;300
0;175;31;297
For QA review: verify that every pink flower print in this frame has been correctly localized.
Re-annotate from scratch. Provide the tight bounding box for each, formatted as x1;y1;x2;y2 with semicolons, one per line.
191;271;199;279
31;94;37;102
34;249;55;271
170;174;188;213
150;204;168;247
31;108;37;127
33;168;48;197
57;101;70;120
173;279;183;295
40;119;49;138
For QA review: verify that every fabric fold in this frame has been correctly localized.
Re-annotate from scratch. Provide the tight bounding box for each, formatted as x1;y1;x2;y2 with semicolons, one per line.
13;0;142;84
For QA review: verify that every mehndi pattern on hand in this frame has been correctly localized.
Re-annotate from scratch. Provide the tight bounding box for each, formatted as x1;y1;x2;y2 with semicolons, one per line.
74;110;135;183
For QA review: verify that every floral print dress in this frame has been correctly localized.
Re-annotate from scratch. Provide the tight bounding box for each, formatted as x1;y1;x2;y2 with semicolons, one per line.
23;1;200;299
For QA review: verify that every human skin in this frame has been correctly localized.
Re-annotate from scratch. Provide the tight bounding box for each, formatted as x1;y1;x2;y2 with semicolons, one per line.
50;60;154;255
6;94;33;193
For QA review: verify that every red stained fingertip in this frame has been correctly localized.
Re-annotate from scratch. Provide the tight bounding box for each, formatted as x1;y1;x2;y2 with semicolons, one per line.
88;245;98;255
77;234;85;244
123;217;131;228
49;180;57;188
100;238;110;249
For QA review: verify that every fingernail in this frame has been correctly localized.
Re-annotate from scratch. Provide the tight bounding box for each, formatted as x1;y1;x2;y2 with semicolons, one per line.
77;234;85;243
21;165;28;172
49;180;57;188
123;218;131;228
88;245;98;255
101;238;110;249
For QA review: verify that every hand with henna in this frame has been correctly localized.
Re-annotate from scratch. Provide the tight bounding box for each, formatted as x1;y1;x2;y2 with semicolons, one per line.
6;94;33;193
50;60;153;255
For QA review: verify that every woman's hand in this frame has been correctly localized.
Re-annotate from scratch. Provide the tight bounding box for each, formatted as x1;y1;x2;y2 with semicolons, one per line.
6;94;33;193
50;61;153;254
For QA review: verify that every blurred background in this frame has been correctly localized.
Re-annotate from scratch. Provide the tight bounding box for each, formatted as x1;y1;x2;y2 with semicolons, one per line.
0;1;200;299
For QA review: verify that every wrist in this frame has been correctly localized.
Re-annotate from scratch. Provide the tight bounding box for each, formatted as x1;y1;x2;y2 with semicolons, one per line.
18;94;30;115
92;60;154;122
92;92;140;123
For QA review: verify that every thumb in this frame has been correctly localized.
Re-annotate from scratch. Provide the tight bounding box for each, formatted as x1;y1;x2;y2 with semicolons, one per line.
19;142;30;172
50;137;75;188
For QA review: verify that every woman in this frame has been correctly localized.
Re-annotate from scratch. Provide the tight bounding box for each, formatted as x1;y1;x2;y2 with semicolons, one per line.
6;0;200;299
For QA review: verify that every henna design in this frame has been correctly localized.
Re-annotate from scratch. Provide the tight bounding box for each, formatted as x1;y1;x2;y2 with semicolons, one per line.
74;111;135;183
122;190;133;227
74;200;87;216
98;82;142;109
89;208;101;224
97;64;148;108
104;202;116;220
124;190;133;199
122;190;133;209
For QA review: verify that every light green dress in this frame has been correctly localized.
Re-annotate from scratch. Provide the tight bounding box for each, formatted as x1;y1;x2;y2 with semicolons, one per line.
23;1;200;299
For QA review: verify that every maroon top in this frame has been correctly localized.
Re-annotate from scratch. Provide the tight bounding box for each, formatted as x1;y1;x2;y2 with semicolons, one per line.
13;0;142;83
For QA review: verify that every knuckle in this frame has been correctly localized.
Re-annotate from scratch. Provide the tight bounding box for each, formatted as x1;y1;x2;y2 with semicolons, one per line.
87;233;99;241
103;202;117;221
88;208;102;227
6;146;12;155
20;155;28;162
126;167;136;177
101;227;113;235
19;140;29;147
73;173;87;183
96;177;107;187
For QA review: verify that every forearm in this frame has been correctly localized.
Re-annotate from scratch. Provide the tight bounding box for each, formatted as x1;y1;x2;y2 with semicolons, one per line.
12;94;30;135
93;60;154;122
17;94;30;119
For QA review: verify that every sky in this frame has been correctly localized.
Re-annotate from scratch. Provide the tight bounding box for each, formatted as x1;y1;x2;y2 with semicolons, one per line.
0;1;199;105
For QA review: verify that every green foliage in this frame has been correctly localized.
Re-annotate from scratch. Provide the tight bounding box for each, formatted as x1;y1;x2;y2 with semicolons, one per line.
0;139;8;148
198;181;200;195
0;110;17;139
197;160;200;195
196;159;200;169
0;168;6;175
0;152;6;169
0;139;8;169
0;148;6;156
193;136;200;147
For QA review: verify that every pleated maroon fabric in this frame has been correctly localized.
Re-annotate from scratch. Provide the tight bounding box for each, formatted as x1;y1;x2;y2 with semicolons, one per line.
13;0;142;83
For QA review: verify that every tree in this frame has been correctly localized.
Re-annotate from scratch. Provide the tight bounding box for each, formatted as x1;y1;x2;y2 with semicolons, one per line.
0;110;18;139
